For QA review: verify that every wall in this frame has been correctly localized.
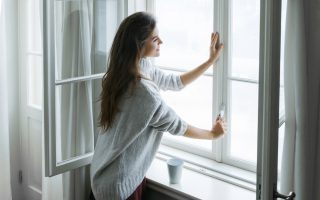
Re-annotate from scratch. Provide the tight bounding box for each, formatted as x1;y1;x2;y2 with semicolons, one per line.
8;0;23;199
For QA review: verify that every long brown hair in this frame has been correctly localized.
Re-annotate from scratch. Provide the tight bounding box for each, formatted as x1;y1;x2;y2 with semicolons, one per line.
99;12;156;131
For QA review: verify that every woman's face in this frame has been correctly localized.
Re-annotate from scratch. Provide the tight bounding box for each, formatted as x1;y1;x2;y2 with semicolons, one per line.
143;27;163;57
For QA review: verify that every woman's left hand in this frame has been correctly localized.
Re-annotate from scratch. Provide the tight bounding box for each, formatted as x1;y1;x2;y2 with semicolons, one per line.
208;32;224;65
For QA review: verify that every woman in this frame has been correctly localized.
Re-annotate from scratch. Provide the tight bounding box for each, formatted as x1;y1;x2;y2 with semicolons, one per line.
90;12;226;200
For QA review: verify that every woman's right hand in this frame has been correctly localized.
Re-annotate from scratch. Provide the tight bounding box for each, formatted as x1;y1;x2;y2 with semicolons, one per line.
211;116;227;139
207;32;224;65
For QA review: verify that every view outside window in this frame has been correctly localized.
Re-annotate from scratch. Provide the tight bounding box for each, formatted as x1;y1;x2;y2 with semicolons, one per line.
155;0;214;153
228;0;260;164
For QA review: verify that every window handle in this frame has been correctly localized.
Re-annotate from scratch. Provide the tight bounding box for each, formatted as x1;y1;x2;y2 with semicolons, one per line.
219;104;225;118
274;190;296;200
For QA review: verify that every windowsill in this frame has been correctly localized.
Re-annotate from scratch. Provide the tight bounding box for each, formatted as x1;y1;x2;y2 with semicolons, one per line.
145;145;256;200
158;145;256;187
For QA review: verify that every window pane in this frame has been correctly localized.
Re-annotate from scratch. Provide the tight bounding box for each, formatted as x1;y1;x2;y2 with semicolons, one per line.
55;79;101;163
279;0;287;116
54;0;106;80
229;81;258;163
280;0;288;87
279;86;285;115
28;55;43;108
230;0;260;80
106;0;118;52
161;70;213;151
154;0;213;72
27;0;42;52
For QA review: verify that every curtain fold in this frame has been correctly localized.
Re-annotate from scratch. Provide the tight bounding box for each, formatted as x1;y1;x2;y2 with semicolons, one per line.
0;0;13;199
302;0;320;199
281;0;320;199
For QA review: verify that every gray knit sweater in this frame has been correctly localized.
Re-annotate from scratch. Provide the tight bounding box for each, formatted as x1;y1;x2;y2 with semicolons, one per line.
90;58;187;200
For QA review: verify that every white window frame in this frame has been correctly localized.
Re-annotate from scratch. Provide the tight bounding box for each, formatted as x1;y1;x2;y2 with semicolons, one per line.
43;0;104;177
216;0;258;172
43;0;286;177
217;0;286;172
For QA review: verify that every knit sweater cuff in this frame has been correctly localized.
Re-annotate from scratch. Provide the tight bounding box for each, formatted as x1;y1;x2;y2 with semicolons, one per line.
176;75;185;90
175;120;188;136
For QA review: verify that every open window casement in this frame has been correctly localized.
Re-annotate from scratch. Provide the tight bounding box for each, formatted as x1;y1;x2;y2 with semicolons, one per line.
43;0;108;177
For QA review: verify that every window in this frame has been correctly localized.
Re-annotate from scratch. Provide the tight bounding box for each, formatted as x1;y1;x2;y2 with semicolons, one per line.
44;0;286;177
148;0;286;172
44;0;107;176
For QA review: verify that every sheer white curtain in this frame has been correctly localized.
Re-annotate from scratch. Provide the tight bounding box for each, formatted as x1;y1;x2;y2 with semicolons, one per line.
0;1;13;199
280;0;320;199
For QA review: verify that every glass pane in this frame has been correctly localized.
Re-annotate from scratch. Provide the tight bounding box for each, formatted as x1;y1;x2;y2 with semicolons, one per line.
28;55;43;108
27;0;42;52
94;0;108;74
229;81;258;163
54;0;107;80
280;0;288;87
55;79;101;163
161;70;213;151
230;0;260;80
279;86;285;115
106;0;118;52
279;0;287;116
277;1;288;189
154;0;213;72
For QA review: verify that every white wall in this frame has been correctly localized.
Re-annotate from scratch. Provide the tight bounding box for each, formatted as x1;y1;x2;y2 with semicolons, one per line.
7;0;23;199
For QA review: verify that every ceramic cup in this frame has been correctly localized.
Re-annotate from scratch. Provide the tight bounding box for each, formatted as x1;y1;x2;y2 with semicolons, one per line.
167;158;184;184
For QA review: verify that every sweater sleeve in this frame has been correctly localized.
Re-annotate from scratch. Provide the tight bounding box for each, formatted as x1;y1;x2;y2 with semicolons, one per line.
149;98;187;136
140;58;184;91
151;66;185;91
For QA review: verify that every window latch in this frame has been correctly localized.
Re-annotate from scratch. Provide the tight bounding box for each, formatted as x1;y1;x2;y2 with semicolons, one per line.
273;184;296;200
219;104;225;118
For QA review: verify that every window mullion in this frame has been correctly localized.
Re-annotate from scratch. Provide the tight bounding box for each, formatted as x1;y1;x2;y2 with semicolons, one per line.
213;0;228;163
212;70;222;161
